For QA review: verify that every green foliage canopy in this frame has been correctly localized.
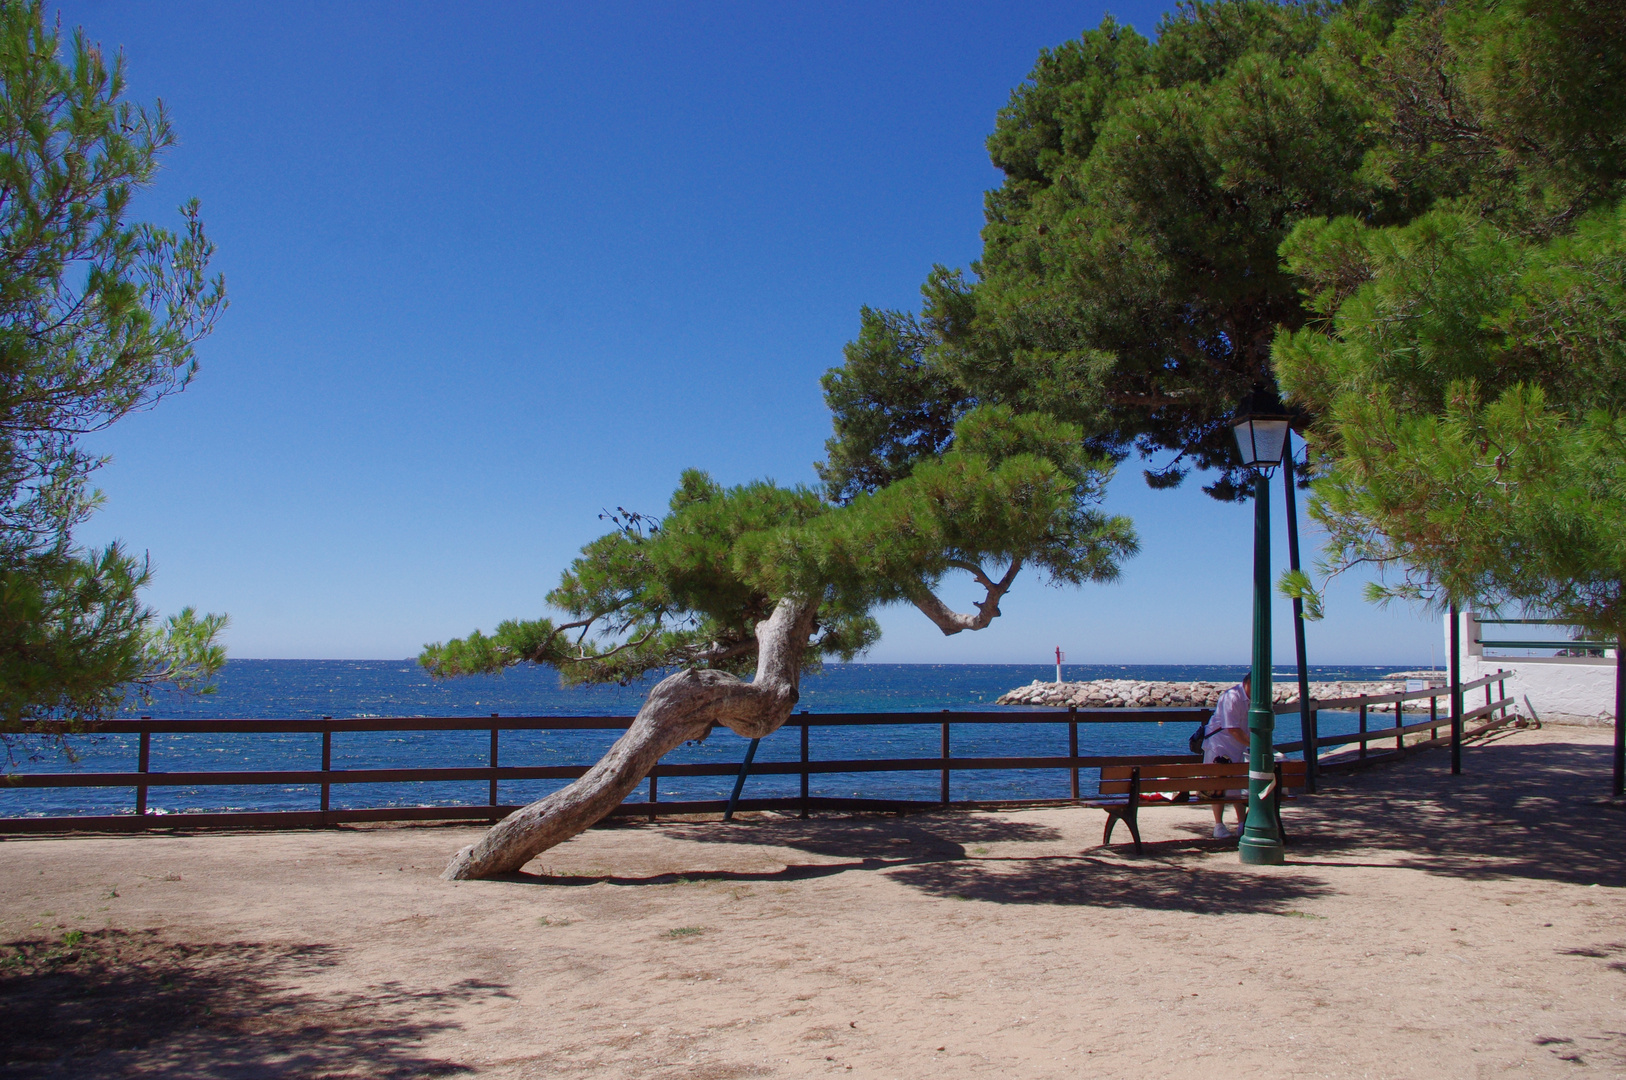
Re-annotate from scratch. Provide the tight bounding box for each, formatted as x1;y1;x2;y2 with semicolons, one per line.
422;407;1137;684
1277;196;1626;635
828;1;1394;502
0;2;228;736
823;0;1626;508
1273;0;1626;632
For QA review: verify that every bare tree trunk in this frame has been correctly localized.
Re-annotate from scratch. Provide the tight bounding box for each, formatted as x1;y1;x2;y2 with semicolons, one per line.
442;597;819;880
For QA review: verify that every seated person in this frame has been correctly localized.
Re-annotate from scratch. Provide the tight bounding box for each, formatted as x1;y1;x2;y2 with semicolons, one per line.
1203;674;1251;839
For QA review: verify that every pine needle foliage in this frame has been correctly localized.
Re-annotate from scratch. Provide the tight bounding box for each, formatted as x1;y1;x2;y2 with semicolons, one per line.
1275;0;1626;633
823;0;1626;507
421;408;1137;685
0;2;228;742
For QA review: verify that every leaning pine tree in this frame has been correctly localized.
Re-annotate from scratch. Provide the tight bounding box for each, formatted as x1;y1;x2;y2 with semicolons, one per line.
420;406;1136;880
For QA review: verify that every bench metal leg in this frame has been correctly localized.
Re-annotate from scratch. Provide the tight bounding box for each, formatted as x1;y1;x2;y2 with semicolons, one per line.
1101;768;1143;854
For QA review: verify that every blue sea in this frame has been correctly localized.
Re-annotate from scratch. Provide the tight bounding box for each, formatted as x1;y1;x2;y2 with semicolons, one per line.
1;661;1423;818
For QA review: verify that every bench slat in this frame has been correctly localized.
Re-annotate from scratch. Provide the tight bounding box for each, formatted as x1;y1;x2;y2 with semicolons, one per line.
1098;762;1307;796
1092;793;1248;805
1100;762;1306;780
1092;757;1307;777
1100;778;1307;796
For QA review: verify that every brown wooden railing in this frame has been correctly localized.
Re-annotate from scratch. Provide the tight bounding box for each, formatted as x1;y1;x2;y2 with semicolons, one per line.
1272;670;1515;766
0;671;1518;834
2;709;1209;833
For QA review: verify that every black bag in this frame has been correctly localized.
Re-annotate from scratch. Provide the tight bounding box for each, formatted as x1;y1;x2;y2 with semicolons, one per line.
1188;723;1207;755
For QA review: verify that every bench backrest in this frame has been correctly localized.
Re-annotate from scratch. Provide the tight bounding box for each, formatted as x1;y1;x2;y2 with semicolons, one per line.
1099;760;1308;797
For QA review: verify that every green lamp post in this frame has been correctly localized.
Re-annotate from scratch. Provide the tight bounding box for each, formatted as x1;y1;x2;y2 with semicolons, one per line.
1231;388;1293;866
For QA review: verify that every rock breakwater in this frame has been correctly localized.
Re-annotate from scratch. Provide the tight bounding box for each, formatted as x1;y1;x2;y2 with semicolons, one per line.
997;678;1408;710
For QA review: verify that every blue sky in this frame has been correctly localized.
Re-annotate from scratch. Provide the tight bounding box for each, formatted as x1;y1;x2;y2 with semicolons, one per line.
60;1;1444;667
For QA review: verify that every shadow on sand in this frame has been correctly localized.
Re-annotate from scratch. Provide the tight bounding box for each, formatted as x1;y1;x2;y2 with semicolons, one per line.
0;928;501;1079
1283;730;1626;887
503;728;1623;914
517;804;1334;914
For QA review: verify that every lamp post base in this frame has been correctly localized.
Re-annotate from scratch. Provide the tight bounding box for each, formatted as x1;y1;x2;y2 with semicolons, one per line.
1238;830;1285;865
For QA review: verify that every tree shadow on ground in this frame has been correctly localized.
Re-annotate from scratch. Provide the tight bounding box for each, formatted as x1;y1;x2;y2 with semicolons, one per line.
886;854;1333;914
1281;732;1626;887
0;928;501;1079
511;816;1064;888
517;813;1327;914
664;813;1064;860
515;730;1621;910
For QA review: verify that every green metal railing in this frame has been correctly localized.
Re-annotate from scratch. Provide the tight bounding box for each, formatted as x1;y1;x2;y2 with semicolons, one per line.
1475;616;1616;652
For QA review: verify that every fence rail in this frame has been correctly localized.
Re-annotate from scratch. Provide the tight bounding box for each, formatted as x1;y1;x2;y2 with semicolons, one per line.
0;674;1514;834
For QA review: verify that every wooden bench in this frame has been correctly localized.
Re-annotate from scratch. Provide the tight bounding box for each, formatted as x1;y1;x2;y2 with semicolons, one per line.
1092;759;1308;854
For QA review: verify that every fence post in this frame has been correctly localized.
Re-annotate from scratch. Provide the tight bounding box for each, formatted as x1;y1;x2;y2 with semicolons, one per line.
940;712;951;806
1450;602;1463;774
489;714;500;811
1309;709;1319;784
1358;703;1367;761
320;719;332;825
136;726;151;819
1430;691;1439;741
1395;695;1404;753
648;773;658;822
1069;706;1080;800
799;712;810;819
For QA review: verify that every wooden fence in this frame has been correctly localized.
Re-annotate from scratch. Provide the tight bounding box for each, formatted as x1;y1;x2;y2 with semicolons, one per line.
0;672;1514;834
1274;670;1514;764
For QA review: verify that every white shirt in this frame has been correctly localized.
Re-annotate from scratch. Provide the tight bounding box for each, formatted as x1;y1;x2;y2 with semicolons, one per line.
1206;683;1250;737
1203;682;1252;782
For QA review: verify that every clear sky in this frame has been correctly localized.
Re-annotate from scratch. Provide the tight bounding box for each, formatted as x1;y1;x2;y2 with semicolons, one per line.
59;0;1444;668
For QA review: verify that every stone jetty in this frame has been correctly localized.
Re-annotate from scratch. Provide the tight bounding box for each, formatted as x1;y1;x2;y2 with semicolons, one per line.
997;677;1413;710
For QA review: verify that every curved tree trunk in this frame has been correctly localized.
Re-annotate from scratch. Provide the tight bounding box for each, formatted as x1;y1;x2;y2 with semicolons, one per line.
442;597;819;880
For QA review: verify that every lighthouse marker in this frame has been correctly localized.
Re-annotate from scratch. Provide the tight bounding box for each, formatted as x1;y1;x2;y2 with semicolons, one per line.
1055;646;1065;685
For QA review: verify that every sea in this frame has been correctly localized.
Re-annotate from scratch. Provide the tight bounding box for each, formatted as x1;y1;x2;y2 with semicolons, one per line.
1;661;1422;819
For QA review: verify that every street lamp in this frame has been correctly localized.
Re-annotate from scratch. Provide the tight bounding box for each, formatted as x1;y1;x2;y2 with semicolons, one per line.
1231;388;1293;866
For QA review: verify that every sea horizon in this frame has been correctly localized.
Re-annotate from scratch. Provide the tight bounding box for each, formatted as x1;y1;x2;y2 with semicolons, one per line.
117;659;1434;720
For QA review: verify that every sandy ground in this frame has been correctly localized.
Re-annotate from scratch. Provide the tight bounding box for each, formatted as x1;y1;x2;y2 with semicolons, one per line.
2;725;1624;1079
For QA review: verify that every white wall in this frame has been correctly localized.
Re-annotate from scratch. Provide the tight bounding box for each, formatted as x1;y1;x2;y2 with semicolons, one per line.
1449;610;1619;726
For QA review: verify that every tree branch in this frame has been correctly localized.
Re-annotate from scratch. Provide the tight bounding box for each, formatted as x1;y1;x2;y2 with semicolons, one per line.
561;623;659;663
688;638;758;665
911;558;1023;635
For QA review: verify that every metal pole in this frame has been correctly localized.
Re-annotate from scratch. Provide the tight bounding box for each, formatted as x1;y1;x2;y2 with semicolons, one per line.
1450;603;1463;775
723;737;761;822
1240;471;1285;864
1283;445;1316;792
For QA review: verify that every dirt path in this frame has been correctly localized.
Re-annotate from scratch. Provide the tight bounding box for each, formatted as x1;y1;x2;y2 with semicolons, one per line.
2;726;1623;1078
